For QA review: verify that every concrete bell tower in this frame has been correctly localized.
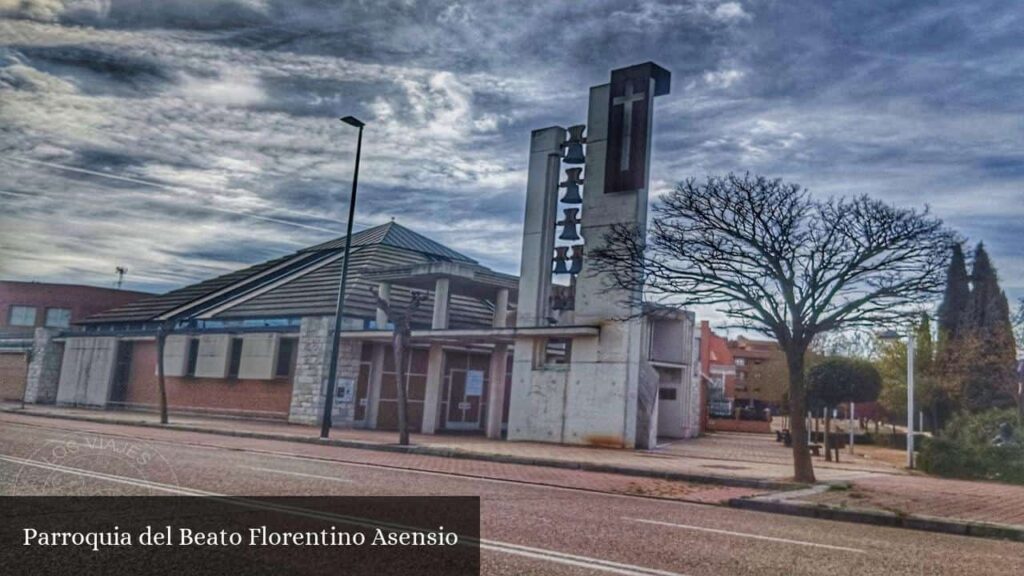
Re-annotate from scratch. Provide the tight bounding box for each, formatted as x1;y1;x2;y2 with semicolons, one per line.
508;63;696;450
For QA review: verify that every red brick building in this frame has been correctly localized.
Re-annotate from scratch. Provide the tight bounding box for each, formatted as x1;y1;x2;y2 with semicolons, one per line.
1;281;151;335
0;281;151;401
728;336;785;409
698;321;736;424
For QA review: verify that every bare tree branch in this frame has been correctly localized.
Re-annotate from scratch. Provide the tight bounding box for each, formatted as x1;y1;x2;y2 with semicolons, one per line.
588;173;954;482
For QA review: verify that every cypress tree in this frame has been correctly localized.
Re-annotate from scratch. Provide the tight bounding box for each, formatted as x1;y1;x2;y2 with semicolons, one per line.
962;243;1017;411
915;313;934;375
937;243;970;339
935;244;970;422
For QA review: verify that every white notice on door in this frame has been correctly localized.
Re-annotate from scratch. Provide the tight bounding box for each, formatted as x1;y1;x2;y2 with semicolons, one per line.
465;370;484;396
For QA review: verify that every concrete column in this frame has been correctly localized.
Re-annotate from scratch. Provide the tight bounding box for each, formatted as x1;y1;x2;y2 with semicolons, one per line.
375;282;390;329
493;288;509;328
367;343;386;428
24;327;62;404
421;342;445;434
486;343;509;439
516;127;565;328
432;278;450;329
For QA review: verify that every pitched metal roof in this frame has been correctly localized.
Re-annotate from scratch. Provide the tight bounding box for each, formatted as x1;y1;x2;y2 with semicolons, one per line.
81;222;491;326
79;253;304;324
302;222;477;264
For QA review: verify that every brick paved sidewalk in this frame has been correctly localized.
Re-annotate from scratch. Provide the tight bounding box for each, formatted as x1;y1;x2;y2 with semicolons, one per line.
0;409;759;504
795;474;1024;528
5;404;1023;534
0;404;902;485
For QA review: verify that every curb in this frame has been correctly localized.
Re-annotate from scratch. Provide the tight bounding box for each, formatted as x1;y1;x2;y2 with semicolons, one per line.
728;495;1024;543
1;407;799;492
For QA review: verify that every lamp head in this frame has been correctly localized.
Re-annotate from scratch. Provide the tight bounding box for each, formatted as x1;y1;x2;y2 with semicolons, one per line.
875;330;902;341
340;116;365;128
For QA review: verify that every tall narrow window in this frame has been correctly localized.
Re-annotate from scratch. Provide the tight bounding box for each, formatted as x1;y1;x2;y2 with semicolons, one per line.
275;338;297;378
186;338;200;377
227;338;244;379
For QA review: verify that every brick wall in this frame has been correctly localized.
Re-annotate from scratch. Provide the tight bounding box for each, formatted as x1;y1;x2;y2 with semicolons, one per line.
0;351;27;401
0;281;151;334
706;418;772;434
123;340;293;418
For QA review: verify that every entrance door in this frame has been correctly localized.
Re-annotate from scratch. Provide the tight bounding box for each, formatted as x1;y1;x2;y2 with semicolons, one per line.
656;367;684;438
353;361;372;423
445;368;484;430
108;341;134;407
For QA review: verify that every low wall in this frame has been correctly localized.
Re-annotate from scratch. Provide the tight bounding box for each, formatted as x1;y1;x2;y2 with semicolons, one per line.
707;418;772;434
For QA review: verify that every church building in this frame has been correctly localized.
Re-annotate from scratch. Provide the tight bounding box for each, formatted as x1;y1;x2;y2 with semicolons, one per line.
25;62;703;448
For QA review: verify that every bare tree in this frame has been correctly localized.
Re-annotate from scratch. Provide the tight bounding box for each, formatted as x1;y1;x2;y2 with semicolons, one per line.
589;174;953;482
155;321;170;425
371;288;427;446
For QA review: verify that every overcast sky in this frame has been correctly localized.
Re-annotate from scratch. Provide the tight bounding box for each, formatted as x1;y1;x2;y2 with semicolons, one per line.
1;1;1021;319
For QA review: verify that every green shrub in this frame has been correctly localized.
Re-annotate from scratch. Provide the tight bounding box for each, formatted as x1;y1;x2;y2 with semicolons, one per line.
918;409;1024;484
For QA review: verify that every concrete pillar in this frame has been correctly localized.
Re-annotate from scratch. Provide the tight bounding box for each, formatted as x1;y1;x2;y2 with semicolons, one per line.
420;277;451;435
432;278;450;330
486;343;509;439
367;343;386;428
515;127;565;328
375;282;390;329
493;288;509;328
421;342;445;434
24;327;62;404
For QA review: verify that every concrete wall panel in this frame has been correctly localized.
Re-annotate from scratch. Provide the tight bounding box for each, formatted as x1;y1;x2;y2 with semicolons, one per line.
57;337;118;407
158;335;189;377
195;334;230;378
238;334;279;380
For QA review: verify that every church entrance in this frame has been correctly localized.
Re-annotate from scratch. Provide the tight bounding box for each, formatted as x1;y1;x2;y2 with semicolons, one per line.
441;350;489;432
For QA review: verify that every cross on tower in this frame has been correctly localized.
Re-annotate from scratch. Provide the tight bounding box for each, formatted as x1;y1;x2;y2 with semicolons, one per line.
612;81;646;172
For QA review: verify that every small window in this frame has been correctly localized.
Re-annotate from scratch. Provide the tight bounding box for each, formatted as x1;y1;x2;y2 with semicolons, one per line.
659;388;678;401
8;306;37;327
537;338;572;368
275;338;297;378
227;338;244;379
185;338;200;377
45;308;71;328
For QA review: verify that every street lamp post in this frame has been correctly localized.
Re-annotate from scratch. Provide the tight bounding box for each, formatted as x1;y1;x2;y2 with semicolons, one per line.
878;329;916;469
906;333;916;469
320;115;365;440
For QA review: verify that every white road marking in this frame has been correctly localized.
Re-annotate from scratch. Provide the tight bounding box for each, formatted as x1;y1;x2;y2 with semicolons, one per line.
623;517;866;554
245;466;352;483
0;455;687;576
0;419;719;506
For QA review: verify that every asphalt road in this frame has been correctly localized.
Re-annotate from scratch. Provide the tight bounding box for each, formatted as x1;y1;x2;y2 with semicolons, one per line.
2;414;1023;575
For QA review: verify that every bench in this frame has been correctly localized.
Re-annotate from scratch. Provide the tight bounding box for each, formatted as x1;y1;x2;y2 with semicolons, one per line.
780;429;793;447
808;444;823;457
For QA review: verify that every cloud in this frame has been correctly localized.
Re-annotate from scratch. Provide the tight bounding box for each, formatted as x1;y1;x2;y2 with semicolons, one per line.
0;0;69;21
712;2;750;22
178;69;266;107
703;68;745;88
0;0;1021;305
